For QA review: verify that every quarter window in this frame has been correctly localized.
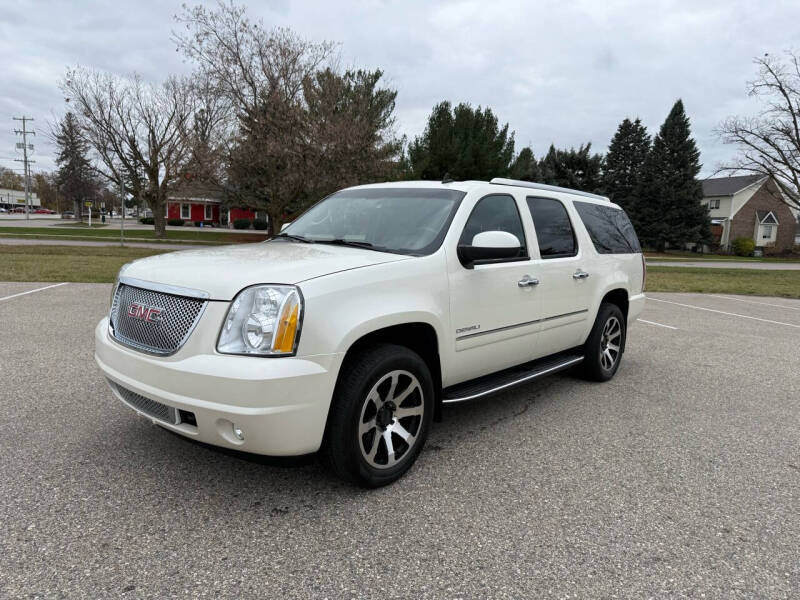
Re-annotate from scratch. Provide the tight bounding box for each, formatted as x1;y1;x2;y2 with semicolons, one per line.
459;194;527;257
573;201;641;254
526;197;577;258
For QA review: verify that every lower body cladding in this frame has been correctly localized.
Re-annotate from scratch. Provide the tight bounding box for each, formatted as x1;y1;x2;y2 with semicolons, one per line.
94;317;343;456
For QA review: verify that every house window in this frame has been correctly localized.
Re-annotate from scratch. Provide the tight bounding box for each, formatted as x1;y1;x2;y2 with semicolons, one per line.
204;204;213;220
709;198;720;209
180;203;190;220
762;225;773;239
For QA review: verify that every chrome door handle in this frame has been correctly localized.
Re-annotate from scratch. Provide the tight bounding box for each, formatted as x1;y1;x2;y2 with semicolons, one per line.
573;269;590;280
518;275;540;287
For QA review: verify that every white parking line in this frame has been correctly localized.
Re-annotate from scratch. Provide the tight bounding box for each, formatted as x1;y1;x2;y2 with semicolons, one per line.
0;282;69;302
637;318;677;330
711;295;800;311
648;297;800;329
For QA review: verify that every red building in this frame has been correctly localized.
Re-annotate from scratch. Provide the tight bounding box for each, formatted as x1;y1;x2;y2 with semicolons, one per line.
166;195;257;227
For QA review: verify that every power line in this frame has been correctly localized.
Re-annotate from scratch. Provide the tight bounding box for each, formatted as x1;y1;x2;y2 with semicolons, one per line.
12;116;35;220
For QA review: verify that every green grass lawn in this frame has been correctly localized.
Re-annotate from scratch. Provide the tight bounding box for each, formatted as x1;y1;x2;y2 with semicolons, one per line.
0;245;169;283
0;226;267;245
646;266;800;298
3;245;799;298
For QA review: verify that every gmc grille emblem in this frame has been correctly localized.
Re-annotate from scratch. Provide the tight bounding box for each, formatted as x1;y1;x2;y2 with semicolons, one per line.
127;302;165;324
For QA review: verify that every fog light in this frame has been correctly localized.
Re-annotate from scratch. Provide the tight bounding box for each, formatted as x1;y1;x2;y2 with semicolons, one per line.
232;424;245;441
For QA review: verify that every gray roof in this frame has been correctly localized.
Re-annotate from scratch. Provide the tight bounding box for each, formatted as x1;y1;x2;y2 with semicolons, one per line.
756;210;778;224
702;175;763;197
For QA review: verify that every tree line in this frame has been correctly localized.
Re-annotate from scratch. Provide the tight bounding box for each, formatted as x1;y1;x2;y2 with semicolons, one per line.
19;1;800;247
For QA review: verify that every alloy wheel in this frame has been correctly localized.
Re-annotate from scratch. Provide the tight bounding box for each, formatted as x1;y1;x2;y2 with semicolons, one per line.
358;369;424;469
599;316;622;371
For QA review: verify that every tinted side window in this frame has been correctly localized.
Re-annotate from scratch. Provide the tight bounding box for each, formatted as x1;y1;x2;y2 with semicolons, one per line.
459;194;527;256
573;201;641;254
526;197;577;258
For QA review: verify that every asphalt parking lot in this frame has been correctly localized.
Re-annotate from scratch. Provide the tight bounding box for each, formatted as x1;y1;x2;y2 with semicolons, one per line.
1;283;798;598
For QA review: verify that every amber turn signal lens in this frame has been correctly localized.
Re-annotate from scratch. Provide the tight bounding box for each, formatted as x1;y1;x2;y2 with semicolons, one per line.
273;295;300;353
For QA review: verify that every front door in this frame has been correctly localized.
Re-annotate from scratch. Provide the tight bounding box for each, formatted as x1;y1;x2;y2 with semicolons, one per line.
446;193;540;385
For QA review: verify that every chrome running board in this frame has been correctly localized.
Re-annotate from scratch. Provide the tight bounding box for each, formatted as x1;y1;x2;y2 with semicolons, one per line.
442;353;584;404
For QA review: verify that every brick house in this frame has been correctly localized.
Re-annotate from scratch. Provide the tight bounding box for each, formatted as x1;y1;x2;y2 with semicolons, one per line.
701;175;798;253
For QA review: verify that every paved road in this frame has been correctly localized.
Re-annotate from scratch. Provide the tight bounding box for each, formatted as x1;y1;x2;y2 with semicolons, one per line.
0;237;209;250
1;285;798;598
647;259;800;270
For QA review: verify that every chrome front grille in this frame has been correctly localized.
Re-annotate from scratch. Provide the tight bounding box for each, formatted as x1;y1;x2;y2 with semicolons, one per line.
109;282;207;355
110;381;179;425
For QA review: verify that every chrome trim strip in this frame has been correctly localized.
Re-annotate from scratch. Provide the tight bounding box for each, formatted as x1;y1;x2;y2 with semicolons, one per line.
118;275;210;300
455;309;588;340
442;356;584;404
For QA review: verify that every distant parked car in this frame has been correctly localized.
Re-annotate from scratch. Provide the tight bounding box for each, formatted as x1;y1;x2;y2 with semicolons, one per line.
0;207;8;213
34;208;56;214
12;207;27;213
61;211;75;219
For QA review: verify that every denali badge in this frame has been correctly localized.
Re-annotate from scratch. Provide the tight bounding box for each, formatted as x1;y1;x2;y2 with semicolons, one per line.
127;302;165;324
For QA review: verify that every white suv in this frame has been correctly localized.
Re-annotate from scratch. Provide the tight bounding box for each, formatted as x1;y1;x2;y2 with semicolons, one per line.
95;178;645;486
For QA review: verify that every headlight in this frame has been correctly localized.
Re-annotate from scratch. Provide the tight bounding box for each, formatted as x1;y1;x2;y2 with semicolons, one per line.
217;285;303;356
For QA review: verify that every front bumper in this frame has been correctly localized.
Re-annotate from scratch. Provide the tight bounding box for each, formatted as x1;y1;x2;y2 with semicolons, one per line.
94;317;343;456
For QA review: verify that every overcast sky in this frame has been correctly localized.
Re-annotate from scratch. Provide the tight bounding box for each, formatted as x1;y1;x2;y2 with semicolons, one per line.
2;0;799;179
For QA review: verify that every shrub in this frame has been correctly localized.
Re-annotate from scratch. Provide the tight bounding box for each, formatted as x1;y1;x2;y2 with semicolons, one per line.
732;237;755;257
252;218;268;230
139;217;154;225
233;218;251;230
167;218;185;227
193;220;202;227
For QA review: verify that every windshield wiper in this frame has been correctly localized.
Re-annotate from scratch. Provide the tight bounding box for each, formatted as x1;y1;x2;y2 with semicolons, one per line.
316;239;390;252
274;233;315;243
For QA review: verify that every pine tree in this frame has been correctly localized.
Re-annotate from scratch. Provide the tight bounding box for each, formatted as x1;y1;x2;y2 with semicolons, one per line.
509;147;541;181
603;118;650;213
407;102;515;180
538;143;603;193
635;100;709;251
53;112;97;221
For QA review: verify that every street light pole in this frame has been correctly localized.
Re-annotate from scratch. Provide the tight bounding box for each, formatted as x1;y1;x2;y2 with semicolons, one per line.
119;175;125;247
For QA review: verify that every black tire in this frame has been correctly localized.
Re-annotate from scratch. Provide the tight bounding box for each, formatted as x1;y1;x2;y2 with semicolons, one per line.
321;343;434;487
580;302;626;382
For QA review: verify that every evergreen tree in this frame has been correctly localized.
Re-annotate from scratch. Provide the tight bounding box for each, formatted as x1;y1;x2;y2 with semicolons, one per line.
602;118;650;213
635;100;709;251
53;112;97;221
407;101;515;180
538;143;603;193
509;146;541;181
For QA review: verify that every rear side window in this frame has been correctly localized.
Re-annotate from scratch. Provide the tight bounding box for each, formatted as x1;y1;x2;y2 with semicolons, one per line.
526;197;577;259
459;194;527;256
573;201;641;254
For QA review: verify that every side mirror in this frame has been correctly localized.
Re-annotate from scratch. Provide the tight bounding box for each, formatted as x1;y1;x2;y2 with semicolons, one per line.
280;222;292;232
458;231;521;268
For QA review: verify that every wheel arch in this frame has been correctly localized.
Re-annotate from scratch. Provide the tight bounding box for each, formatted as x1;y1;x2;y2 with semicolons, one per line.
337;321;444;421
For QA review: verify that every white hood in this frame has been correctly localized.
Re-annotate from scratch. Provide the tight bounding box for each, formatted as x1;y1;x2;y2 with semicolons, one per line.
121;241;410;300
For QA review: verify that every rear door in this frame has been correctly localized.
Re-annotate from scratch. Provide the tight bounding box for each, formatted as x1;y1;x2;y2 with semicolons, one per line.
525;196;600;356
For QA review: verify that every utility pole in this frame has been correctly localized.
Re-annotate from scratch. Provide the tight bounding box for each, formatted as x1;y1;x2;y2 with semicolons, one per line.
13;116;35;221
119;175;125;247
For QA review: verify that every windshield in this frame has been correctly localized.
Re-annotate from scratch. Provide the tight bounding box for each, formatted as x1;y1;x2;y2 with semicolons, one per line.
279;188;465;255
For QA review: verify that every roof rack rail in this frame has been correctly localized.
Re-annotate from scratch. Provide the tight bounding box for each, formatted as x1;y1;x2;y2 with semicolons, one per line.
489;178;609;201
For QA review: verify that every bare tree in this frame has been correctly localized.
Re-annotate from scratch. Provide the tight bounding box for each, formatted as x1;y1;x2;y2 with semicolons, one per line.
61;69;197;237
718;52;800;211
174;1;401;234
